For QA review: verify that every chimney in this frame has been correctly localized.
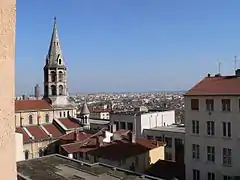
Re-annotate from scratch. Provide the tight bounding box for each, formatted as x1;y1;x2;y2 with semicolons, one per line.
207;73;211;77
96;136;100;147
74;129;79;141
127;132;136;143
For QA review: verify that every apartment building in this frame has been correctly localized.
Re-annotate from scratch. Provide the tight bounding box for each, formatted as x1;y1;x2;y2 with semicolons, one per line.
143;124;185;163
185;71;240;180
111;110;175;138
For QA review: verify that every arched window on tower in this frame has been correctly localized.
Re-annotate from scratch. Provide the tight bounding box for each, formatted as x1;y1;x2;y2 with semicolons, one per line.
51;85;57;96
59;59;62;65
59;71;63;82
50;71;56;82
29;114;33;124
59;85;64;95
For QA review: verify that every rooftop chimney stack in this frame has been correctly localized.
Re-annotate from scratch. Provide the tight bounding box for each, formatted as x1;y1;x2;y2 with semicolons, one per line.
74;129;79;141
127;132;136;143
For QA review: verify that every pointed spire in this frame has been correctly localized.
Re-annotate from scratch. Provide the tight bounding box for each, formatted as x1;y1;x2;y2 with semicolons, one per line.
80;101;90;115
46;17;64;66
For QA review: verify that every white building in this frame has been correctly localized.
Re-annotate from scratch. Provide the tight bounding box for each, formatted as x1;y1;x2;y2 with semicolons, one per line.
185;71;240;180
143;124;185;162
111;110;175;138
90;109;110;120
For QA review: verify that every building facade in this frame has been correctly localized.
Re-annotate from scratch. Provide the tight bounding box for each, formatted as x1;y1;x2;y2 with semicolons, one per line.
185;72;240;180
143;124;185;163
111;110;175;138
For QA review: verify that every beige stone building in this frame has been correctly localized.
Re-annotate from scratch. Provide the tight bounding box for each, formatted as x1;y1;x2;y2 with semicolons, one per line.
0;0;17;179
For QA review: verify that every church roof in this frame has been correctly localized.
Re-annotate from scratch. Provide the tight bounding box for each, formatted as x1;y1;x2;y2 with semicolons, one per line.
80;103;90;115
15;100;52;112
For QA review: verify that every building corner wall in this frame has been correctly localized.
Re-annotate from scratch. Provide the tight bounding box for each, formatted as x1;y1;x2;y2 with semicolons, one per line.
0;0;17;179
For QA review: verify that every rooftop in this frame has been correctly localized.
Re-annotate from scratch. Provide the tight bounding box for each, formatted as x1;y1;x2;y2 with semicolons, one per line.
15;99;52;112
185;72;240;96
17;154;164;180
149;124;185;134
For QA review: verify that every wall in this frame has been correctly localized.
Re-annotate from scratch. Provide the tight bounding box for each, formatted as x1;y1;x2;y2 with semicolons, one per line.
111;110;175;138
15;133;24;161
143;128;185;161
185;95;240;180
0;0;17;179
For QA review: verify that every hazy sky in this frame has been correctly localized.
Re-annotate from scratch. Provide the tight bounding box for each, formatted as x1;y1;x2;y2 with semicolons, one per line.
16;0;240;94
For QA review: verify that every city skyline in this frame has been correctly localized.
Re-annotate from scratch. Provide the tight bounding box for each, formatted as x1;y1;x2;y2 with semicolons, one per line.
16;0;240;94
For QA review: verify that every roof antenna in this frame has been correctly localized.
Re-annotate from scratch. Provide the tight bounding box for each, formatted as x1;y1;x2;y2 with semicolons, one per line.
234;56;237;71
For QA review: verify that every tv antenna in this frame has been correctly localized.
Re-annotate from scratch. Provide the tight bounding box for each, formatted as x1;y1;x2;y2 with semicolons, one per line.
234;56;237;71
218;61;222;74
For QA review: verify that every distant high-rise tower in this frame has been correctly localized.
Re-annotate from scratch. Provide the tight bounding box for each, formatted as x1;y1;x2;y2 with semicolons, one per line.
43;17;68;106
34;84;40;99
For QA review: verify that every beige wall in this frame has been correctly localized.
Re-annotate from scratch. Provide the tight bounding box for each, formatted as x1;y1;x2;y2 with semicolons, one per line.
15;133;24;161
15;108;77;127
0;0;17;179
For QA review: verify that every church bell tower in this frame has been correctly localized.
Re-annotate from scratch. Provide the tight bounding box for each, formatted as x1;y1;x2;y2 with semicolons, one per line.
43;17;68;106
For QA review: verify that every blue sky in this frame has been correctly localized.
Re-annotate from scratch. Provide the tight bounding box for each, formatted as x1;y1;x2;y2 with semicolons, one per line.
16;0;240;94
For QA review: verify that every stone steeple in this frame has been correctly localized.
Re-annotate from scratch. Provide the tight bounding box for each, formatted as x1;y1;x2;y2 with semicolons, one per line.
45;17;66;67
43;17;68;107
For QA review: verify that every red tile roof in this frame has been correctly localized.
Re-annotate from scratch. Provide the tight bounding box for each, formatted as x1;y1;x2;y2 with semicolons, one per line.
58;118;80;129
43;124;63;138
186;75;240;96
15;100;52;111
26;126;49;140
16;127;31;142
60;131;91;141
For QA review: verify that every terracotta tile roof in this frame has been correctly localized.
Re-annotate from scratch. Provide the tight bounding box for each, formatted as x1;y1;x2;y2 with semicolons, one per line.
145;160;185;180
59;131;91;141
15;100;52;111
43;124;63;138
58;118;80;129
185;75;240;96
16;127;31;142
26;126;49;141
89;138;164;161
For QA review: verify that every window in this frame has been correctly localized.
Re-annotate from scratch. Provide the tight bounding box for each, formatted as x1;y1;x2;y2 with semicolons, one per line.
165;152;172;160
63;112;66;117
73;153;78;159
155;136;162;141
222;122;231;137
59;59;62;65
223;175;233;180
192;144;200;159
207;172;215;180
165;137;172;148
60;112;62;117
191;99;199;110
25;150;29;160
207;121;215;136
59;71;63;82
192;120;199;134
79;152;83;158
193;169;200;180
50;71;56;82
127;122;133;131
39;148;44;157
67;111;70;116
45;114;49;123
207;146;215;162
114;121;119;130
51;85;56;96
147;135;154;140
85;153;89;160
206;99;214;111
223;148;232;166
120;122;126;129
28;114;33;124
175;138;183;145
222;99;230;112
